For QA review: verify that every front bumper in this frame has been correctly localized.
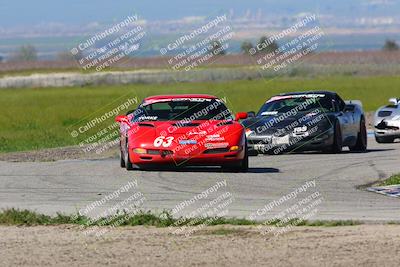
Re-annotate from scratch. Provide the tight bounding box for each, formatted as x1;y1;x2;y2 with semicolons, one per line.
128;148;245;167
247;129;334;154
374;120;400;138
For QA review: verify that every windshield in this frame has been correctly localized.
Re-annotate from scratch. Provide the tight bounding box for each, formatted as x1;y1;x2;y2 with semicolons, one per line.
257;95;335;116
132;99;233;121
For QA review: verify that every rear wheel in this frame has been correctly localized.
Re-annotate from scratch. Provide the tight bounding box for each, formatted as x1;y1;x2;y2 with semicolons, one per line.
375;136;395;143
349;117;367;152
329;121;343;154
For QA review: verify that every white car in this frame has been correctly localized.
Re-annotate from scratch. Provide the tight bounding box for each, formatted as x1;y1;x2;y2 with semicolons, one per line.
374;98;400;143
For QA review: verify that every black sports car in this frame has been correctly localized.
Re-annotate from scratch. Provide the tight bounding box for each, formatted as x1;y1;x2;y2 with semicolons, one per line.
242;91;367;154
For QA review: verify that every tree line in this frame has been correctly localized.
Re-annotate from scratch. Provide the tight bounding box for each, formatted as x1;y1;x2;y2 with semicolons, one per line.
1;38;399;63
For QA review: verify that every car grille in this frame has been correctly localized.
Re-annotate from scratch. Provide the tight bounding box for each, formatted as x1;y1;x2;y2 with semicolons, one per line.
248;137;272;145
203;148;230;154
375;120;399;130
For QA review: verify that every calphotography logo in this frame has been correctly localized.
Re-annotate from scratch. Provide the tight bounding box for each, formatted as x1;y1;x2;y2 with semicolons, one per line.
68;96;139;154
160;14;235;71
248;180;323;237
161;180;234;237
249;14;325;72
72;179;146;238
71;13;146;71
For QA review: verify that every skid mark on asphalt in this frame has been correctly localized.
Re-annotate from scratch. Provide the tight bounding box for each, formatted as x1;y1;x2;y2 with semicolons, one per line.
368;161;387;179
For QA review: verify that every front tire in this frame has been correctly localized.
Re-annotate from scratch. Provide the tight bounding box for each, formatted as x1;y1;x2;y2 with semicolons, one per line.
349;117;367;152
240;143;249;172
120;148;126;168
222;143;249;172
329;120;343;154
124;140;134;171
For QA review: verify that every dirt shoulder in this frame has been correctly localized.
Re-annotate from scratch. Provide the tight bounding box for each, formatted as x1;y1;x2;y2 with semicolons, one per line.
0;145;118;162
1;225;399;266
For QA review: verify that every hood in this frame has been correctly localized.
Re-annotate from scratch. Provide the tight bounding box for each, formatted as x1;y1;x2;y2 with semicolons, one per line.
242;112;330;135
132;120;233;135
374;105;400;124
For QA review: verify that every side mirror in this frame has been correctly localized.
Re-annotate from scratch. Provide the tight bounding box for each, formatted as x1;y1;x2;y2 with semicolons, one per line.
344;104;355;112
115;115;130;124
235;112;248;121
247;111;256;118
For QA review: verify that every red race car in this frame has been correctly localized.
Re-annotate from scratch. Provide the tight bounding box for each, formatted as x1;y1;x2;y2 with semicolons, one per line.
115;94;248;171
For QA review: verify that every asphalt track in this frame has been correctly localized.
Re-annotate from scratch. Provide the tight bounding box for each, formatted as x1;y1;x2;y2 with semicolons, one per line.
0;137;399;221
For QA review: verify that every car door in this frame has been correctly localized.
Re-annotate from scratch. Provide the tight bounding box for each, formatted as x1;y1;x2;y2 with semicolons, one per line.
335;96;353;142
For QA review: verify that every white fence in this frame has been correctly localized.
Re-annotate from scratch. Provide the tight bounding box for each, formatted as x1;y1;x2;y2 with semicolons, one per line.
0;68;264;88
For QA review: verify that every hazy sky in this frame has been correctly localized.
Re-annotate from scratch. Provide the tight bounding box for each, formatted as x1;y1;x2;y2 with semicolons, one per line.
0;0;397;27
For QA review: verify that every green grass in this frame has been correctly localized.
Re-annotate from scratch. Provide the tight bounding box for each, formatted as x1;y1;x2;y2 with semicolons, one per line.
379;174;400;186
0;208;90;226
1;75;399;153
0;208;364;227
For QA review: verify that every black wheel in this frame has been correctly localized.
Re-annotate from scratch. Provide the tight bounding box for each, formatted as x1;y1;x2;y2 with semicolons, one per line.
240;143;249;172
222;143;249;172
124;139;134;171
375;136;395;144
329;120;343;154
349;117;367;152
120;147;126;168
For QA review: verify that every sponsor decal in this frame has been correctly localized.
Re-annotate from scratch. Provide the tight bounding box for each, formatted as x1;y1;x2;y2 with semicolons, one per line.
205;142;229;149
272;135;290;145
138;116;158;121
206;137;225;141
179;140;197;145
172;98;212;102
261;111;278;116
206;134;225;141
188;131;207;135
144;98;212;105
266;94;326;103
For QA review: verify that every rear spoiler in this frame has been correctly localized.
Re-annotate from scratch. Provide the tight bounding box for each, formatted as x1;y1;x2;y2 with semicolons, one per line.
345;100;362;108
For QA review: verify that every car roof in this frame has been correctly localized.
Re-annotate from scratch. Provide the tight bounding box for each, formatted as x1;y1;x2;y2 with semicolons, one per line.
277;90;337;97
144;94;217;101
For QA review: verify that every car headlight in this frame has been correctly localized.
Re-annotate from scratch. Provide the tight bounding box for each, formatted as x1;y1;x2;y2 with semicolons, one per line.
133;148;147;154
229;146;240;151
392;115;400;121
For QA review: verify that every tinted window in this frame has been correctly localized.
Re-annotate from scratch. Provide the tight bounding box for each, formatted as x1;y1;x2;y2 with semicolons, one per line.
335;95;346;112
132;99;233;121
257;95;335;116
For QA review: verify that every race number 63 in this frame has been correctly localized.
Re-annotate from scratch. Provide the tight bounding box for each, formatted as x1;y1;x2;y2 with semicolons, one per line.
154;136;174;147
